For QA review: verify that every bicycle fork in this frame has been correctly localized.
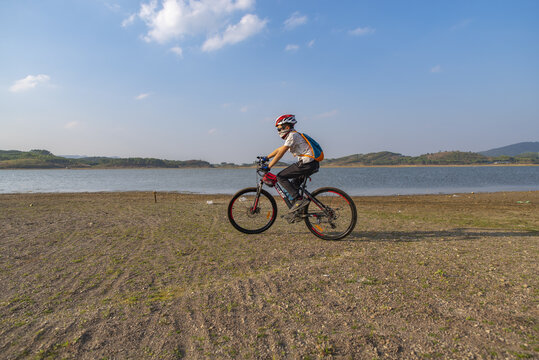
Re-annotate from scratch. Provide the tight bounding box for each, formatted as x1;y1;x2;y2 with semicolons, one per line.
249;183;264;214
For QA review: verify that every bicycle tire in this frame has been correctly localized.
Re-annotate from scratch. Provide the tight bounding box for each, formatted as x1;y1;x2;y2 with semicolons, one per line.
228;187;277;234
304;187;357;240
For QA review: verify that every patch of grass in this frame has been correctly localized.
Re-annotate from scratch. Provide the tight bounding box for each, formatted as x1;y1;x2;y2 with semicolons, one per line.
225;302;238;313
509;351;534;359
147;287;181;303
34;340;72;360
72;256;85;263
434;269;446;277
8;294;35;306
226;346;238;357
13;320;27;327
421;352;443;359
173;347;185;359
362;277;380;286
125;295;139;305
256;327;268;339
316;334;336;357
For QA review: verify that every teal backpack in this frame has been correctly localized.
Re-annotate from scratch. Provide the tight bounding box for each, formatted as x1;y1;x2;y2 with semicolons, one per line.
299;133;324;162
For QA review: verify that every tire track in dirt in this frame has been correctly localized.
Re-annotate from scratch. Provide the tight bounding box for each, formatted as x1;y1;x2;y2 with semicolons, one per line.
98;202;157;302
166;257;343;359
2;192;537;359
43;199;173;359
45;203;146;306
172;274;288;359
164;244;413;358
0;220;94;356
1;196;160;358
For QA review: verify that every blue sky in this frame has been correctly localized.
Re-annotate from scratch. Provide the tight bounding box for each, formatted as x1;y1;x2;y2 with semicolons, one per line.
1;0;538;163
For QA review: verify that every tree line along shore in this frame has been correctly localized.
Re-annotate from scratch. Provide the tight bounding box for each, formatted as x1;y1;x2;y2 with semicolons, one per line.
0;149;538;169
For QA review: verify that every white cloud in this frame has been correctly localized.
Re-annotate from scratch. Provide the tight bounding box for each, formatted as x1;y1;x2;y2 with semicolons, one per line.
285;44;299;52
307;39;315;48
202;14;267;52
284;12;307;30
430;65;442;73
240;106;248;113
9;74;50;93
138;0;262;51
316;109;339;119
208;128;217;134
65;121;79;129
170;46;183;57
104;2;121;12
349;26;375;36
135;93;151;100
122;13;136;27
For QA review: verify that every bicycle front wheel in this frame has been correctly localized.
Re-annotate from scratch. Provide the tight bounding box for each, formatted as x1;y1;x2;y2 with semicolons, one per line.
304;187;357;240
228;187;277;234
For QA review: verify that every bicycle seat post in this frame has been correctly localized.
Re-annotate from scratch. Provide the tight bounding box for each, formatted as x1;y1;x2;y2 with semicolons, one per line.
299;176;309;198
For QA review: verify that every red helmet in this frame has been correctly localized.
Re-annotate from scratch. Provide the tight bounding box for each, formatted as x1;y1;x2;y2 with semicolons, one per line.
275;114;297;127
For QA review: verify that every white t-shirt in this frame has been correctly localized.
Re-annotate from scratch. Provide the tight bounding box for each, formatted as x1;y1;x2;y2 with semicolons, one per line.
283;131;314;164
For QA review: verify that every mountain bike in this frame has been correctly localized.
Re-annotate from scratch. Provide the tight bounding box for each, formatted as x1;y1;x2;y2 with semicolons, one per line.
227;157;357;240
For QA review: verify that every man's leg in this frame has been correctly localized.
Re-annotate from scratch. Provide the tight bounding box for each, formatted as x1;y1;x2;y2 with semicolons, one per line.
277;161;319;211
276;162;304;200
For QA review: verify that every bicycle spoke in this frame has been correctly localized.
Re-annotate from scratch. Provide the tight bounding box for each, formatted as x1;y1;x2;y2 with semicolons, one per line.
228;188;277;234
304;188;356;240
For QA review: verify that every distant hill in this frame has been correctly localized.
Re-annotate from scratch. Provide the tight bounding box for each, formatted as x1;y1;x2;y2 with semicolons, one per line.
480;142;539;157
325;149;538;166
0;150;211;169
1;147;537;169
325;152;406;166
324;151;492;166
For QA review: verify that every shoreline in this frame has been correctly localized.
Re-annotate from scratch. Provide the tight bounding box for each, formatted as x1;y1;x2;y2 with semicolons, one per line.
322;163;539;168
2;189;538;197
0;163;538;170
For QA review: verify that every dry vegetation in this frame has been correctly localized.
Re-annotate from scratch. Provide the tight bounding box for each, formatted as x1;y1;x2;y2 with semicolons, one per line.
1;191;538;359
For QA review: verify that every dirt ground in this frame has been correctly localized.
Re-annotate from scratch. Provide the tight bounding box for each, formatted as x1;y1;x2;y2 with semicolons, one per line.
0;191;537;359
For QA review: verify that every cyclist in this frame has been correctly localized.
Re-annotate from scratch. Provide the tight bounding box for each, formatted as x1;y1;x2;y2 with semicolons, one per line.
264;114;320;212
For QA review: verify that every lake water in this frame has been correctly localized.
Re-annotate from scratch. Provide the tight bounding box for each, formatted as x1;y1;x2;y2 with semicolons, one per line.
0;166;538;196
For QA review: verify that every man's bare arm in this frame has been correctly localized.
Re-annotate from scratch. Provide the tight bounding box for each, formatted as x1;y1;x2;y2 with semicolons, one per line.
267;146;289;168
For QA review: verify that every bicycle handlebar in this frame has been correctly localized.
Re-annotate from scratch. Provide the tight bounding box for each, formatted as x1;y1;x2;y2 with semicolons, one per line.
256;156;270;174
256;156;269;165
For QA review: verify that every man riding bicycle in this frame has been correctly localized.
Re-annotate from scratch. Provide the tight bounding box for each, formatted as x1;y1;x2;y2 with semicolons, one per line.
263;114;321;213
228;116;355;240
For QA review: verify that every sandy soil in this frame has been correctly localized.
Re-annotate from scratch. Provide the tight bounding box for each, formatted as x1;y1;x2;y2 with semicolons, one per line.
0;191;537;359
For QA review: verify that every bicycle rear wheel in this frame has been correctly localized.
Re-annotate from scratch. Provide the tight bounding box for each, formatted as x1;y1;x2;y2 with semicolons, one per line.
304;187;357;240
228;187;277;234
